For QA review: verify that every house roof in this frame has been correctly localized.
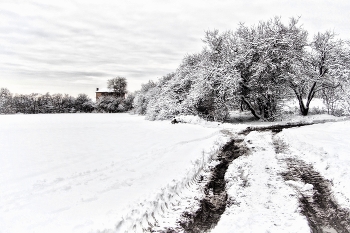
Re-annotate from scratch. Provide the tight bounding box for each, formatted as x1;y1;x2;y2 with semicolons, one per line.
96;88;114;93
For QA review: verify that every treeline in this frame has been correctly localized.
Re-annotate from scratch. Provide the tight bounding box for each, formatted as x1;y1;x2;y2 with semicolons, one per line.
95;94;134;113
0;88;134;114
133;17;350;121
0;88;93;114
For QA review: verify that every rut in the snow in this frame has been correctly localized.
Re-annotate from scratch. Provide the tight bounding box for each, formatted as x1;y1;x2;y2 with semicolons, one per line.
173;121;349;233
178;138;248;233
177;123;317;233
281;158;350;233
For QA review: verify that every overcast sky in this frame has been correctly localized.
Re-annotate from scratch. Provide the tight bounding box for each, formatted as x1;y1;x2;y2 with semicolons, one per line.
1;0;349;99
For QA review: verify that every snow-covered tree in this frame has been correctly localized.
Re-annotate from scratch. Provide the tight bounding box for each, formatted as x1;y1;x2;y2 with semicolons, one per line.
107;77;127;97
75;93;94;113
132;17;350;121
340;73;350;115
182;32;240;121
289;31;350;115
133;80;158;115
0;88;13;114
61;94;76;113
12;94;27;113
36;93;53;113
27;93;40;114
235;17;308;120
122;93;135;111
144;32;241;122
95;96;125;113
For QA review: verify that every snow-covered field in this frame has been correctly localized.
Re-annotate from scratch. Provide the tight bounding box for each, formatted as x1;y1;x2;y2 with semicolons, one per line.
0;113;227;233
1;113;349;233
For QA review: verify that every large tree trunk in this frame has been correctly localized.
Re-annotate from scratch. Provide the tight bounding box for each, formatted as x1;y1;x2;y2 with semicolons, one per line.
296;94;309;116
241;97;261;120
293;82;317;116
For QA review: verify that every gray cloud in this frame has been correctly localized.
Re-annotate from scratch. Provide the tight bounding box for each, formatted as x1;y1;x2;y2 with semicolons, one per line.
1;0;350;98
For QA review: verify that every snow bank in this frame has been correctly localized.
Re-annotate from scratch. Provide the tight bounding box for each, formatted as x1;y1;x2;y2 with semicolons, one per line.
0;113;226;233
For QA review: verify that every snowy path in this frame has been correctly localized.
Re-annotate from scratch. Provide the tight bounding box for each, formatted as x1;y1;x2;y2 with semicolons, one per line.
152;122;350;233
212;122;350;233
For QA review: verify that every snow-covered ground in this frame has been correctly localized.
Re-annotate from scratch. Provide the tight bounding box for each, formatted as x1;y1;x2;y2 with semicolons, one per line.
1;113;349;233
212;120;350;233
212;130;310;233
0;113;227;233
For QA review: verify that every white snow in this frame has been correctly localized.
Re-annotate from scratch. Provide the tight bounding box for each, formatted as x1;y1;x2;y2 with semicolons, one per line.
1;113;349;233
0;113;226;233
211;131;310;233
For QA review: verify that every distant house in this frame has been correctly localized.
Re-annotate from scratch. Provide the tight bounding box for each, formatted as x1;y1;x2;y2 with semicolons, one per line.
95;88;126;101
95;88;114;101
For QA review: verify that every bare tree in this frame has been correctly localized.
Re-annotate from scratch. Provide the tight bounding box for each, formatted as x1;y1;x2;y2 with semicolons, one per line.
107;77;127;98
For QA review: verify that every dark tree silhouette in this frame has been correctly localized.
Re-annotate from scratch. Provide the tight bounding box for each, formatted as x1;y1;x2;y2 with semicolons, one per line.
107;77;127;98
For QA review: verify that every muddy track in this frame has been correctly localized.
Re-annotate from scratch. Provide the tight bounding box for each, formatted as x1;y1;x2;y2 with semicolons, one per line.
178;138;247;233
177;123;313;232
281;159;350;233
239;122;313;135
177;121;350;233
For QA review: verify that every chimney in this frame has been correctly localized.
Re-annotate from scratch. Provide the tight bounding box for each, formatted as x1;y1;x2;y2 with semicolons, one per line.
96;88;99;91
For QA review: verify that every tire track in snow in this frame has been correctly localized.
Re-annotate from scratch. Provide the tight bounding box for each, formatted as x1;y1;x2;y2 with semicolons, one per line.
175;124;308;232
176;137;248;233
110;120;349;232
273;136;350;233
281;158;350;233
175;122;350;232
253;123;350;232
